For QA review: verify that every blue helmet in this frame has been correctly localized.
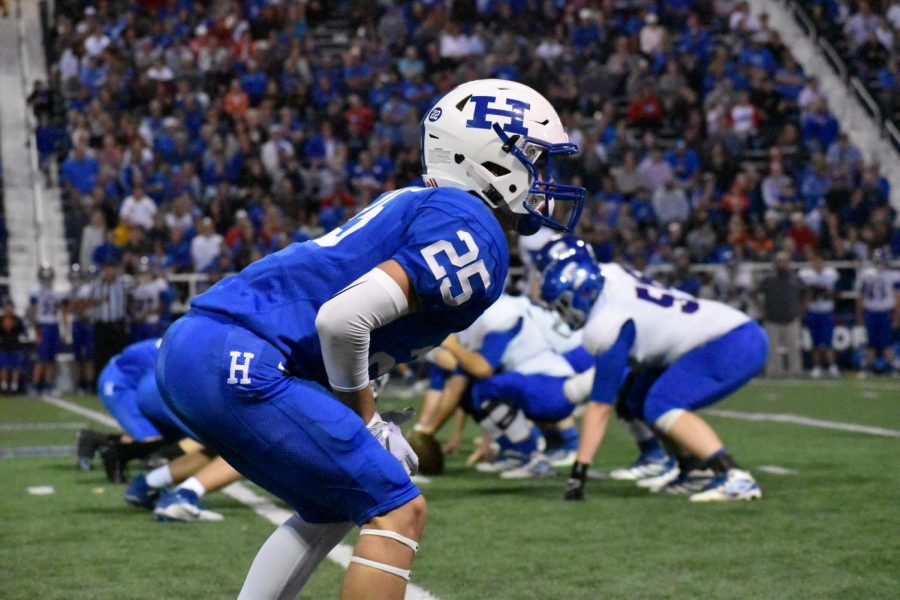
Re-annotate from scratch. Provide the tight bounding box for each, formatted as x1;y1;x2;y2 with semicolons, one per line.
534;235;596;273
540;258;604;330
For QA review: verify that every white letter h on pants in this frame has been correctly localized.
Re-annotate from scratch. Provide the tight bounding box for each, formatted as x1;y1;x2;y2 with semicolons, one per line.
227;351;255;384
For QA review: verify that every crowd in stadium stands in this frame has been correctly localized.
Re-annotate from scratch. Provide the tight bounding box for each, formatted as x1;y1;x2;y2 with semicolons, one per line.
0;0;893;386
30;0;899;285
799;0;900;125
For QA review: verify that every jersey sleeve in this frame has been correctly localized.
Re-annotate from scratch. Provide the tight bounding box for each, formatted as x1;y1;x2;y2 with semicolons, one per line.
480;318;524;369
392;206;503;314
582;300;630;356
589;320;636;405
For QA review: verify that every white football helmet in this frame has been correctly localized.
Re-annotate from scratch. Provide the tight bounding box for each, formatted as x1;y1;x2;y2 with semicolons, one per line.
421;79;585;233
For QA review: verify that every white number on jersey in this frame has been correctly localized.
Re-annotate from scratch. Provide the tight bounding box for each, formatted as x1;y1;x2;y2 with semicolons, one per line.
421;230;491;307
624;267;700;314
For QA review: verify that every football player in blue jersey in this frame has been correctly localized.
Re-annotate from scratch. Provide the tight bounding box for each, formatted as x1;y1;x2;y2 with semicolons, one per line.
156;79;585;599
79;338;189;481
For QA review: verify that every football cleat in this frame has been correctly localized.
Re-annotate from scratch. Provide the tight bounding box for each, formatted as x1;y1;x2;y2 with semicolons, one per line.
546;448;577;468
689;469;762;502
124;474;161;510
500;454;555;480
827;364;840;378
661;469;715;495
152;489;224;522
609;453;671;481
636;458;680;492
475;450;527;474
562;477;585;501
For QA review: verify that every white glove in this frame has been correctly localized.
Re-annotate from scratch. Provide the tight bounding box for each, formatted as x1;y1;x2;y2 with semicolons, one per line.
367;412;419;476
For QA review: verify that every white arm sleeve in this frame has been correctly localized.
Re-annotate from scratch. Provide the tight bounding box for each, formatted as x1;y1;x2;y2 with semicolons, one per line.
315;267;409;392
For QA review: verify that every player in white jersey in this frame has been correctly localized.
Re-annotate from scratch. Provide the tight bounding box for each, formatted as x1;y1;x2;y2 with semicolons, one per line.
28;264;69;393
855;249;900;375
799;253;840;378
541;257;768;502
129;260;169;342
419;294;593;478
68;264;96;392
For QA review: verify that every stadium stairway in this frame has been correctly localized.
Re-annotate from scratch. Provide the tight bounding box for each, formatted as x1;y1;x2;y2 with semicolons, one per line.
0;0;70;309
749;0;900;212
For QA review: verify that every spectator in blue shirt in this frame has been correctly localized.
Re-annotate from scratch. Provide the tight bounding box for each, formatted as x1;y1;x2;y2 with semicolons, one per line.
60;144;100;195
91;230;123;266
665;140;700;187
240;60;268;104
801;100;840;153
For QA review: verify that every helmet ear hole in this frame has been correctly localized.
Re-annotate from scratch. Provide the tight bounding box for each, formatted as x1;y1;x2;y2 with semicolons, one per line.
509;185;517;193
481;161;510;177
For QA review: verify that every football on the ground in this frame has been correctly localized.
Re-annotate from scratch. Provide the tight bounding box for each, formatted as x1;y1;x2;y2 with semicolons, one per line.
407;430;444;475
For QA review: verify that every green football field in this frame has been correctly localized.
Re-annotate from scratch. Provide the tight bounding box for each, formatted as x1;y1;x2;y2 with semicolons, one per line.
1;379;898;599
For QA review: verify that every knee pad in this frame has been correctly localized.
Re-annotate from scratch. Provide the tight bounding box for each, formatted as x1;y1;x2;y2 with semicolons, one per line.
654;408;685;434
351;529;419;581
475;398;530;443
563;368;594;404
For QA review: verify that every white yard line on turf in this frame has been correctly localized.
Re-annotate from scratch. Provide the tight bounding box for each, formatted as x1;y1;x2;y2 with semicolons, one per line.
40;396;119;428
756;465;798;476
40;395;442;600
0;422;87;431
0;445;75;458
704;409;900;438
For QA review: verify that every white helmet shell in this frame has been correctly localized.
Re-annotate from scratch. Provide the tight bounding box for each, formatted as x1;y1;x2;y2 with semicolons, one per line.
421;79;585;232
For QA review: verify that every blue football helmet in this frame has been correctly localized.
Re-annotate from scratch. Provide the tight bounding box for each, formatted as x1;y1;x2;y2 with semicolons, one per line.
534;235;597;273
422;79;585;234
540;258;604;330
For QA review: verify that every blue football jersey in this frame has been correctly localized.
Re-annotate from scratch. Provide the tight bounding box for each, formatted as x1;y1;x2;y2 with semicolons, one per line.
114;338;161;385
192;187;509;383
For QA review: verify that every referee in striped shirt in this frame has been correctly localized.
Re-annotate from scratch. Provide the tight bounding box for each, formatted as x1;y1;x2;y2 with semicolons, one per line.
91;260;128;371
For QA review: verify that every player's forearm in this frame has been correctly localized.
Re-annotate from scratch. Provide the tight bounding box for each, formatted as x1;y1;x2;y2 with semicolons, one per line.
316;264;410;416
427;345;458;372
441;336;493;379
576;402;612;465
418;374;467;434
335;385;376;423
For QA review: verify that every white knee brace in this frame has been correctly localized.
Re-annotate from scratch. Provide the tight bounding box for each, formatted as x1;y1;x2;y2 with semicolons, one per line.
563;367;595;404
350;528;420;581
654;408;686;434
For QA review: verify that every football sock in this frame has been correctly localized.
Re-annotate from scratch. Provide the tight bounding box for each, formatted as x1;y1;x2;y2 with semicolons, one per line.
177;476;206;498
677;454;703;472
558;426;579;451
238;514;353;599
114;439;168;462
145;465;173;489
637;438;664;459
570;461;589;481
155;442;186;460
701;449;739;474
